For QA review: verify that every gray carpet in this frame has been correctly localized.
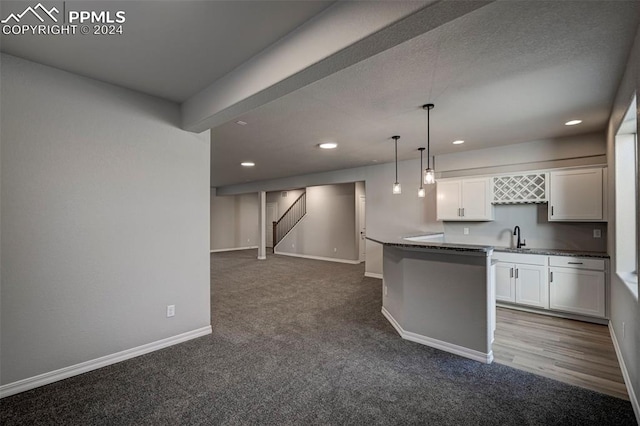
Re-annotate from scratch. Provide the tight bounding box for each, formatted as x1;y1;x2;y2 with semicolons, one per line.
1;249;637;425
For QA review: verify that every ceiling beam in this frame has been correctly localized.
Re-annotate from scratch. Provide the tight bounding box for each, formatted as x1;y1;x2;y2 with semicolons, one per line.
181;0;494;133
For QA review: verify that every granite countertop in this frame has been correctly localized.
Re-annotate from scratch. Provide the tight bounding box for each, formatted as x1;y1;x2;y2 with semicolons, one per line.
493;247;609;259
366;233;494;255
367;232;609;259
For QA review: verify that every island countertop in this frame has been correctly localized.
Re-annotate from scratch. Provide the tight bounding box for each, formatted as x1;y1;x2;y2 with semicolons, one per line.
366;232;494;255
367;233;608;258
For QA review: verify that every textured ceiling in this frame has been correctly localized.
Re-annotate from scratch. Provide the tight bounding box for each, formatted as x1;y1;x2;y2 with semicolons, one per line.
210;0;639;187
0;0;334;102
1;1;637;188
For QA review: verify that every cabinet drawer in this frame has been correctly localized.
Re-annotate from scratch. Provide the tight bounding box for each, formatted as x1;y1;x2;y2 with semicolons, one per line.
493;252;546;266
549;256;605;271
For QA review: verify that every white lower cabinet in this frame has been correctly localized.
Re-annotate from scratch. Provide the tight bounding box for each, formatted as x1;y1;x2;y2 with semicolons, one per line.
495;263;516;303
494;253;549;309
515;264;549;308
549;256;606;318
495;253;607;320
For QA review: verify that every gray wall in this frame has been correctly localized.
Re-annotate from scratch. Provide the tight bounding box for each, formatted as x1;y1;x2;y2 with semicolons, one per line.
355;181;366;260
383;246;492;355
0;54;211;385
277;183;358;261
607;28;639;419
266;188;305;221
444;204;607;252
210;189;259;251
362;159;441;274
437;131;606;177
215;132;606;276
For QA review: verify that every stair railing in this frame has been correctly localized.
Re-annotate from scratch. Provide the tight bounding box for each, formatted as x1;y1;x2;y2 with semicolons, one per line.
273;192;306;248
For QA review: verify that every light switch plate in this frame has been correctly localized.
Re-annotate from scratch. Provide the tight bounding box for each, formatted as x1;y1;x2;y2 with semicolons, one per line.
463;227;469;235
593;229;601;238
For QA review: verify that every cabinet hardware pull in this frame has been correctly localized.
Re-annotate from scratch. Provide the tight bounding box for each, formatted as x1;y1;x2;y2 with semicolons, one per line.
550;271;553;282
567;262;583;265
515;269;518;279
462;208;465;217
551;206;554;216
510;268;513;278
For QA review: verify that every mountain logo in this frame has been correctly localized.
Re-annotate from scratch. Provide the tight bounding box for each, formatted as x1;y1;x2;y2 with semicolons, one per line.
1;3;59;24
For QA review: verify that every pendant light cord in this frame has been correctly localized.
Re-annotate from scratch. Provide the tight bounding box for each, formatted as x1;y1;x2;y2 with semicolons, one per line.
427;107;430;169
395;138;398;182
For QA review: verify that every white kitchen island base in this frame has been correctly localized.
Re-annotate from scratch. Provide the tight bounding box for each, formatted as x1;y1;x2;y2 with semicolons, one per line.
378;243;495;364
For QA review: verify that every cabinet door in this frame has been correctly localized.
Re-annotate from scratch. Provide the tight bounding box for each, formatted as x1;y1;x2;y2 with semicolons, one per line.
495;263;516;303
515;264;549;309
549;267;605;317
549;168;603;221
436;180;461;220
461;178;494;220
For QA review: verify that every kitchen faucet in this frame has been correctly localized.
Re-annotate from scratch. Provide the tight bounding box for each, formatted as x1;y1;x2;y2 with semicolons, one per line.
513;226;526;249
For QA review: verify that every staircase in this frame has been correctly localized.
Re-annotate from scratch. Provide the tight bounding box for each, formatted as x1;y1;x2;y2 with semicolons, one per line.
273;192;306;248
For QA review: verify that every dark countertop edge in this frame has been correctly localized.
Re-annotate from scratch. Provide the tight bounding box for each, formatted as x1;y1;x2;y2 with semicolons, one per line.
366;234;609;259
366;236;494;255
493;247;609;259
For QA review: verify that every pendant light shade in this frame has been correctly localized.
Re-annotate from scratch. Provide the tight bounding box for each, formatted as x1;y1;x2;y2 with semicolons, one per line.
422;103;436;185
392;135;401;194
418;147;426;197
424;168;435;185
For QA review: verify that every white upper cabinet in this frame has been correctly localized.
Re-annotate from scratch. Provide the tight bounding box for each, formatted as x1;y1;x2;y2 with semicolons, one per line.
436;180;462;220
436;177;494;221
548;168;605;221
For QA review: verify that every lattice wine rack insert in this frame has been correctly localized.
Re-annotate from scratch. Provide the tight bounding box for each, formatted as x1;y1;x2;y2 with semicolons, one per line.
493;173;547;204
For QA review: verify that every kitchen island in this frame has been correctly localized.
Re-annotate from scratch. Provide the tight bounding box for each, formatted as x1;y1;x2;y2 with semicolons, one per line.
367;233;496;363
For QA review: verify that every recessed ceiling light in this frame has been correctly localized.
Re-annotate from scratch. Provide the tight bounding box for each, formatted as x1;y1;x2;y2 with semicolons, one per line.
319;142;338;149
452;140;465;145
236;120;248;126
565;119;582;126
240;162;255;167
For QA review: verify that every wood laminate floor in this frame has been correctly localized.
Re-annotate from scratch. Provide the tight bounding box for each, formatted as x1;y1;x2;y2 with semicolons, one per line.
493;307;629;400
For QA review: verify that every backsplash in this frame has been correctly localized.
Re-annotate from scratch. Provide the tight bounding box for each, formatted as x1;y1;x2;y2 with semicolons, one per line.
443;204;607;253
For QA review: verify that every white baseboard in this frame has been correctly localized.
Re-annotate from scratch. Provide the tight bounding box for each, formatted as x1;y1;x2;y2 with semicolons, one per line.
381;307;493;364
0;325;212;399
210;246;258;253
273;251;360;265
609;321;639;422
365;272;383;279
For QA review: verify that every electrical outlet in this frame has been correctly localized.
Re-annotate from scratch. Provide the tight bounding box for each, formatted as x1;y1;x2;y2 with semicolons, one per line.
463;227;469;235
623;322;626;340
384;285;388;296
247;238;250;243
334;247;337;253
593;229;601;238
292;243;295;249
166;305;175;318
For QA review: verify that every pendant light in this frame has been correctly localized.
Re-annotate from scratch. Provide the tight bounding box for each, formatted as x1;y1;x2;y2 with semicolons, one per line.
392;135;401;194
423;103;436;184
417;147;426;197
